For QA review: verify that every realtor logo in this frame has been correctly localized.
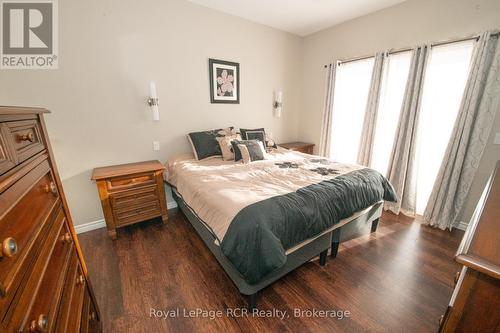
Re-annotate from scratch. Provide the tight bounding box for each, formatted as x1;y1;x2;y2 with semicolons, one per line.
1;0;58;69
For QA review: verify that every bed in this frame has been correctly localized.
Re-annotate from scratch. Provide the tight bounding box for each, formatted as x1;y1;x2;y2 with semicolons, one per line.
166;148;396;309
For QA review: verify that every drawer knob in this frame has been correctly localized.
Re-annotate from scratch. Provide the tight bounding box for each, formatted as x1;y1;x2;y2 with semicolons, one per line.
77;274;85;285
19;132;34;142
90;311;97;321
30;314;48;332
44;182;57;196
1;237;17;258
60;233;72;244
454;271;460;285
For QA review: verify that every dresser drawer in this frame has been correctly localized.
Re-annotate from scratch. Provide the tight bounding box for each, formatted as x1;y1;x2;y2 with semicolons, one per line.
0;159;59;297
20;222;73;333
55;253;86;333
106;172;156;192
88;297;100;333
0;207;66;330
79;290;91;333
110;185;159;210
113;201;162;227
1;120;45;168
80;289;100;333
0;126;17;175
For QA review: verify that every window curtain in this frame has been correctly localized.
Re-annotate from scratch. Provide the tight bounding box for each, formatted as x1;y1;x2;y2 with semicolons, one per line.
424;31;500;230
385;46;430;215
319;63;336;157
357;52;386;166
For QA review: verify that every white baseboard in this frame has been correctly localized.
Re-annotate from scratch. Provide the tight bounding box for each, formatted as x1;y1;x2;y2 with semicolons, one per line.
455;221;468;231
75;201;178;234
75;219;106;234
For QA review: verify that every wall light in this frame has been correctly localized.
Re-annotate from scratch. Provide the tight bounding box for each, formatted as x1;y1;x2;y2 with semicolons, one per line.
273;91;283;118
148;82;160;121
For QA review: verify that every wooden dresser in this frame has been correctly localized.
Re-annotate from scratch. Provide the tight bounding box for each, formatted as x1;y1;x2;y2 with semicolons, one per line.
91;161;168;239
438;161;500;332
0;106;101;332
279;142;315;155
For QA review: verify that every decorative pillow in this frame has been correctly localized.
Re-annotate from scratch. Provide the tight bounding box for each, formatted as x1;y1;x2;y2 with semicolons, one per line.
216;134;241;161
238;141;266;164
240;128;266;144
240;128;277;149
231;139;260;161
187;127;233;160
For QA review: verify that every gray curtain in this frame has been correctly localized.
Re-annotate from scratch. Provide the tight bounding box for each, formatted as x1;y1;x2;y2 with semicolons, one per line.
319;63;336;157
358;52;386;166
424;31;500;230
385;46;430;215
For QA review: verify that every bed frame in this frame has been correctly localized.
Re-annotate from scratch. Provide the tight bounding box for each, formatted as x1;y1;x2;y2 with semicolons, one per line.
172;188;382;309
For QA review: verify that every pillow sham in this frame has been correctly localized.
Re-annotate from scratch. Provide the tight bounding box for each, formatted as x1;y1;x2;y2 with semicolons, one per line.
216;134;241;161
238;141;266;164
187;127;233;160
231;139;260;161
240;128;277;149
240;128;266;144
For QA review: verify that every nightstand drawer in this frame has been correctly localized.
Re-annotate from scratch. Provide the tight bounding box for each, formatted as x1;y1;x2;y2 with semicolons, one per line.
113;201;162;226
106;172;156;192
110;185;159;210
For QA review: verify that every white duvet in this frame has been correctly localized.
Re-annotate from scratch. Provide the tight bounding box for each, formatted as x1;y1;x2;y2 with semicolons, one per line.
166;148;361;241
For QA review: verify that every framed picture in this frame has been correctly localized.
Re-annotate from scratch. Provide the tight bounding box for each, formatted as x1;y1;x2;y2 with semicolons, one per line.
209;58;240;104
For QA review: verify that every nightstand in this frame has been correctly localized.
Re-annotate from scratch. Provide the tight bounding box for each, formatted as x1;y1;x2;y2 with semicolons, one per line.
91;160;168;239
279;142;315;155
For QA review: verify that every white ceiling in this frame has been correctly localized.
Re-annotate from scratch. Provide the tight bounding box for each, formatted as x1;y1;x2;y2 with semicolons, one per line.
185;0;407;36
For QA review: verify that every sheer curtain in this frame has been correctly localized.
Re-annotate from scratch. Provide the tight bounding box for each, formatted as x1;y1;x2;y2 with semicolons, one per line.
319;64;336;157
370;51;412;176
329;57;374;162
358;52;385;166
415;40;475;214
424;31;500;229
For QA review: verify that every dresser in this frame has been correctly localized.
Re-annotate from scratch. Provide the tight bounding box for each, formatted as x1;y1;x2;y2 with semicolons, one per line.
279;142;315;155
0;106;101;332
438;161;500;332
91;161;168;239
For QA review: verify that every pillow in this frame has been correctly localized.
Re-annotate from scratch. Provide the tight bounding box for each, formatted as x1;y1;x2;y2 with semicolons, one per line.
187;127;233;160
216;134;241;161
240;128;266;144
238;141;266;164
240;128;277;149
231;139;259;161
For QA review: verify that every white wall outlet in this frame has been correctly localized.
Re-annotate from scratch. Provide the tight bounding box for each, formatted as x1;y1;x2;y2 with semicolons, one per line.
493;132;500;145
153;141;160;151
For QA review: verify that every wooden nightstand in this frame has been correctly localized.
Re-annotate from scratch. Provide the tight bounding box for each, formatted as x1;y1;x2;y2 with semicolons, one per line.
91;160;168;239
279;142;315;155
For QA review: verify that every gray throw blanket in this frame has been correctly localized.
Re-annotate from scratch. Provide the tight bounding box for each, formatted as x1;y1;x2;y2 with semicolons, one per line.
220;168;397;284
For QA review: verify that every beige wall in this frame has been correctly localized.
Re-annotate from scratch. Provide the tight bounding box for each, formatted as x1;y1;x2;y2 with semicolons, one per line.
299;0;500;225
0;0;303;226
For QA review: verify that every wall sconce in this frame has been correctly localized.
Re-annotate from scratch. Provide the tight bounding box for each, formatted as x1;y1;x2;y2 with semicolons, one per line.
148;82;160;121
273;91;283;118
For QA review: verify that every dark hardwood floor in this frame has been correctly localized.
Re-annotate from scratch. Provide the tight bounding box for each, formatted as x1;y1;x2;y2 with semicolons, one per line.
78;210;464;333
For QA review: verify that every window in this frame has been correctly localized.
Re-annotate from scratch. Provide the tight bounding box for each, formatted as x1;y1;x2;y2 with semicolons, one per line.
415;40;475;214
326;39;475;216
370;51;412;176
329;57;374;163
